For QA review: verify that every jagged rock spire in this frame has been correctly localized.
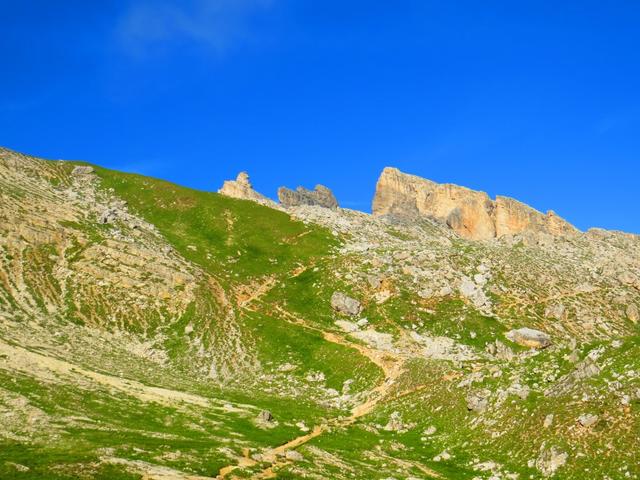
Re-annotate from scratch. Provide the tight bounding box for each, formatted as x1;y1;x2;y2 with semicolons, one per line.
277;184;339;209
218;171;277;207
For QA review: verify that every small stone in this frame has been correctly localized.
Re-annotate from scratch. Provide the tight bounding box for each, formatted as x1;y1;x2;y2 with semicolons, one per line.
417;288;432;299
545;304;566;320
258;410;274;423
367;275;382;289
5;463;30;473
393;251;410;261
578;413;598;428
277;363;297;372
99;208;119;224
508;383;530;400
285;450;304;461
433;450;451;462
423;426;437;435
618;272;637;285
296;421;310;432
384;411;405;432
305;371;325;382
535;446;568;477
543;414;554;428
356;318;369;327
342;379;354;394
466;391;489;412
335;320;359;332
71;165;94;175
473;273;487;285
564;349;580;363
460;278;478;297
459;277;491;309
439;286;453;296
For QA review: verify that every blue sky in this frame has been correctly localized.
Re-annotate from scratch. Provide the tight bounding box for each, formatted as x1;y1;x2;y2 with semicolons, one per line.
2;1;639;232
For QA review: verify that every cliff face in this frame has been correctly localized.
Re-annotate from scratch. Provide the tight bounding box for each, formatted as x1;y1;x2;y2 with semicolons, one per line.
493;196;575;238
372;167;577;240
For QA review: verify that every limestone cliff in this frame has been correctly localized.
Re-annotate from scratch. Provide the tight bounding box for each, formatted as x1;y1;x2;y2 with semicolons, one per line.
372;167;577;240
218;172;277;207
278;185;339;209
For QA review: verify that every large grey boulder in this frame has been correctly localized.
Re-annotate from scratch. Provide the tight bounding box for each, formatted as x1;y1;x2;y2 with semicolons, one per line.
506;327;552;349
459;277;491;310
331;292;362;316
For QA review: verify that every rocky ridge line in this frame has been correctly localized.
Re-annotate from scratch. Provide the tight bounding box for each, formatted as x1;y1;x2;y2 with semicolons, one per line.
372;167;578;240
278;184;338;209
218;172;339;209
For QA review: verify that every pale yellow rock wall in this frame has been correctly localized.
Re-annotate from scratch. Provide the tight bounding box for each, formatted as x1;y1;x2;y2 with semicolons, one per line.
372;167;577;240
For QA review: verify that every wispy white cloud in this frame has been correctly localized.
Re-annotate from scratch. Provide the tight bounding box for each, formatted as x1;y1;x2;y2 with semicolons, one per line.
595;116;618;135
595;110;638;136
116;0;273;57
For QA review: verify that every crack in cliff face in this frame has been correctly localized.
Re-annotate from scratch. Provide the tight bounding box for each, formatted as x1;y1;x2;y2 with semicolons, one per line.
372;167;578;240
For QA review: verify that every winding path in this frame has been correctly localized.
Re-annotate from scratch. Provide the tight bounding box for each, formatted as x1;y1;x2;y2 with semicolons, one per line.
217;299;439;479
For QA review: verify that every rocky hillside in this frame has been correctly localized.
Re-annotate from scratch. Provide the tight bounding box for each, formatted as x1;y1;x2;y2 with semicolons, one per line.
1;147;639;480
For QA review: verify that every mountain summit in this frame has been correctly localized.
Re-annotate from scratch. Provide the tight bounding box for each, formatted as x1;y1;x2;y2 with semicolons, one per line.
372;167;577;240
